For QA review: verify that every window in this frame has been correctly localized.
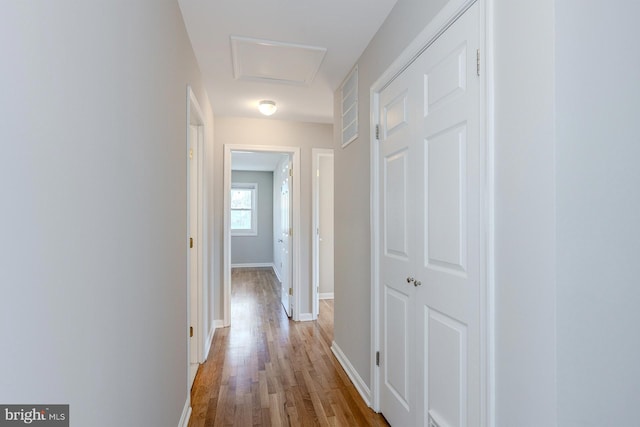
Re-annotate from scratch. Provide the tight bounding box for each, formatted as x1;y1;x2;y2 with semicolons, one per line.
231;183;257;236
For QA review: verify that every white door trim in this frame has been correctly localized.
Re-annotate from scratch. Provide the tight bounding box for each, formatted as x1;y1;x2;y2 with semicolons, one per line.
312;148;334;319
368;1;494;426
223;144;301;324
186;86;208;392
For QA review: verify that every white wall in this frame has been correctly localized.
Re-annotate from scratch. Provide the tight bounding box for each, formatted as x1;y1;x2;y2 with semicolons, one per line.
555;2;640;426
231;171;274;265
493;0;558;425
214;118;333;317
332;0;449;392
0;2;214;426
318;155;335;295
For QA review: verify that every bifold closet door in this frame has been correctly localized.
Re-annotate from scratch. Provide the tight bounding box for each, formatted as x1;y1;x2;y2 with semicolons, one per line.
378;3;482;426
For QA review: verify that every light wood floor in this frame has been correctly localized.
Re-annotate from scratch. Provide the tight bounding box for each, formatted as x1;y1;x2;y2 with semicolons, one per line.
188;267;389;427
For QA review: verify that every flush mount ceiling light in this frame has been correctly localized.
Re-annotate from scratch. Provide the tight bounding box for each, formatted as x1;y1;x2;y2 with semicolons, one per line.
258;100;277;116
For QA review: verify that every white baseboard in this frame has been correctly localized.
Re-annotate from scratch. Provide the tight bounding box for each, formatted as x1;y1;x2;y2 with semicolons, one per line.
319;292;334;300
203;320;225;362
231;262;274;269
203;324;215;362
178;397;191;427
298;312;313;322
273;265;282;282
331;341;372;407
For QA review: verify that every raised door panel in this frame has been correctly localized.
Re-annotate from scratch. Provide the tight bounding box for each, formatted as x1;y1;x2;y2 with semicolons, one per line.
425;307;468;427
385;287;411;410
384;91;410;138
426;124;468;274
384;150;410;260
424;44;467;116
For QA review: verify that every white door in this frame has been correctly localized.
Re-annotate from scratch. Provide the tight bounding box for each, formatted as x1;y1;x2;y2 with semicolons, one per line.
279;161;292;317
378;4;481;426
188;125;199;388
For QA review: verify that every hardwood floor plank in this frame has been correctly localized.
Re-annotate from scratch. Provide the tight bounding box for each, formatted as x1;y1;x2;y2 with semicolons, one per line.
188;268;388;427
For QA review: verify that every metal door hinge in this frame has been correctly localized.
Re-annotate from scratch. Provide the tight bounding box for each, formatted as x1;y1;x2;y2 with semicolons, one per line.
190;237;193;248
376;351;380;366
289;227;293;236
375;124;380;140
190;326;193;337
289;288;293;296
476;49;480;76
289;168;293;177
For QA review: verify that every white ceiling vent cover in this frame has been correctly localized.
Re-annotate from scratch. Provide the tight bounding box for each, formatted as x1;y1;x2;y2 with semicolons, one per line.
231;36;327;86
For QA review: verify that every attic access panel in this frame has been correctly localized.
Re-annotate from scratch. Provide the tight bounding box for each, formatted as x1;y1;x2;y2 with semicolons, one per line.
231;36;327;86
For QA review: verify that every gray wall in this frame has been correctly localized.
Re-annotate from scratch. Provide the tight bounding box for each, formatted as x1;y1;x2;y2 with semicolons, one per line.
332;0;449;392
556;2;640;425
0;2;215;426
214;118;333;317
231;171;274;265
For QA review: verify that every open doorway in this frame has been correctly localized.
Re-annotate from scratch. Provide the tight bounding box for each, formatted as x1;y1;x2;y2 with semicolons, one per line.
186;87;208;392
223;145;301;326
229;151;292;317
312;149;334;321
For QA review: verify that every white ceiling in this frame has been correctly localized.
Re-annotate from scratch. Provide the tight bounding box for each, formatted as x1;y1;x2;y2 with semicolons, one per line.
178;0;397;124
232;151;288;172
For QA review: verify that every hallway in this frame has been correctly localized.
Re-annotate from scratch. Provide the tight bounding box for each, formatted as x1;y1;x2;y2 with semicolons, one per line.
188;268;388;426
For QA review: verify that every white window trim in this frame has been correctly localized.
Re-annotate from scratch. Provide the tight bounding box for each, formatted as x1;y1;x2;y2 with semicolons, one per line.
230;182;258;236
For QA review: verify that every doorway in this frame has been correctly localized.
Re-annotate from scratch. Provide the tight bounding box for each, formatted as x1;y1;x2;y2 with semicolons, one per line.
223;145;301;325
312;148;335;320
186;87;207;392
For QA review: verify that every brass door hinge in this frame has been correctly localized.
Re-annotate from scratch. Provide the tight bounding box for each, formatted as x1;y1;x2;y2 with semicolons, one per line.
190;326;193;337
289;288;293;296
190;237;193;248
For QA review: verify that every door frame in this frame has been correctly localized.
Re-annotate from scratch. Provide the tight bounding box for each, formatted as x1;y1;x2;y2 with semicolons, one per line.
312;148;334;319
368;0;495;425
186;86;208;392
223;144;302;324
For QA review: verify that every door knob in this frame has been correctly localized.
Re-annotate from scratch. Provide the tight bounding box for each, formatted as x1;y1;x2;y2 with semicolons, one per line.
406;277;415;284
414;280;422;287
